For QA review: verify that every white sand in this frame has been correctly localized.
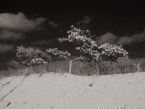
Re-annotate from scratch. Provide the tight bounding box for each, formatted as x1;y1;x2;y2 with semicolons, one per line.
0;72;145;109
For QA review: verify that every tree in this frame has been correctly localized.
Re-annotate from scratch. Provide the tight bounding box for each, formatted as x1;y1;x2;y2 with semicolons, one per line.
59;25;100;62
59;25;128;62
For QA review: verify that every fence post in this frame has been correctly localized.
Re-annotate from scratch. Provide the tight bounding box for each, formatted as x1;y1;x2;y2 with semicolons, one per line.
69;60;72;74
134;63;141;72
137;63;141;72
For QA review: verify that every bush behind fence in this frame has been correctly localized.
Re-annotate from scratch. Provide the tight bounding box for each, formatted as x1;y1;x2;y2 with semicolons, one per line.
1;58;145;77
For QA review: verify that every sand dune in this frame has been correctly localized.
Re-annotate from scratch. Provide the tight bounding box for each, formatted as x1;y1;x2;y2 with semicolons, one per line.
0;72;145;109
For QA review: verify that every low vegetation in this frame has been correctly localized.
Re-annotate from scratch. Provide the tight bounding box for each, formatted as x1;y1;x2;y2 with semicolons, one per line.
1;26;144;77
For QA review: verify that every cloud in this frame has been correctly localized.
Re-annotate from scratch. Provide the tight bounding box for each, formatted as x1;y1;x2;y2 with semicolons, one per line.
0;12;46;32
78;16;91;24
47;21;58;28
0;12;59;54
96;32;118;44
96;29;145;45
117;30;145;45
0;30;24;41
0;43;14;53
76;16;92;30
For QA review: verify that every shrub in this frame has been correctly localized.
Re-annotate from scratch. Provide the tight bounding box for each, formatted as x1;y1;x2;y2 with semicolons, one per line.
16;45;70;66
30;58;48;66
98;43;128;61
16;45;51;66
46;48;71;61
7;60;25;70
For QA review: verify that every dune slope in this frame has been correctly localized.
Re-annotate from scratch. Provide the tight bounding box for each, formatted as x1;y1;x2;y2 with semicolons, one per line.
0;72;145;109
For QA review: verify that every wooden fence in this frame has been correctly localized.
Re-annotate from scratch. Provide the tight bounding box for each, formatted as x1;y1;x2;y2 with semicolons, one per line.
0;58;145;76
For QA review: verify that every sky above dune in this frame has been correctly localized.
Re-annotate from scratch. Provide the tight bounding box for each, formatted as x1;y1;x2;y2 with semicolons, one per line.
0;0;145;63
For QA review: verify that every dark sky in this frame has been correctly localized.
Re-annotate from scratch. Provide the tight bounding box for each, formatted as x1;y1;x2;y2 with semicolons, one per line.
0;0;145;65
